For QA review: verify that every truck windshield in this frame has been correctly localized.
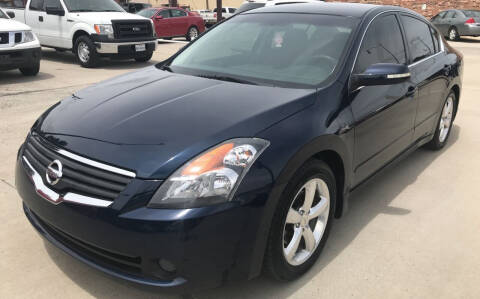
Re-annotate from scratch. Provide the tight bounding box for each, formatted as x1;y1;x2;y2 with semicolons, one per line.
63;0;124;12
169;13;357;88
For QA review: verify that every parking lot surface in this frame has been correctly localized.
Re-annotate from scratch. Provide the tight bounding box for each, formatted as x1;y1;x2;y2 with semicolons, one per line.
1;40;480;299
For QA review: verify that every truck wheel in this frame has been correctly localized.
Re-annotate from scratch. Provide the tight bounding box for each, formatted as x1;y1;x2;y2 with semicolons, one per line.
134;51;153;62
186;26;199;41
74;36;99;68
19;62;40;76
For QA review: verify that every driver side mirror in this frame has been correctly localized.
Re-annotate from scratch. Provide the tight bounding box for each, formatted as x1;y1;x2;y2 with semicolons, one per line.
6;11;15;18
45;6;65;16
155;15;163;20
351;63;411;88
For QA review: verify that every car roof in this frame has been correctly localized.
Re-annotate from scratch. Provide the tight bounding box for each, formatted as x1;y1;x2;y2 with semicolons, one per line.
242;2;415;18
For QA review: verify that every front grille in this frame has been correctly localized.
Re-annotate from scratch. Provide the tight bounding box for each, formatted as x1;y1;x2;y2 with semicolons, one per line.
14;32;22;43
112;20;153;39
0;32;9;44
33;211;142;274
23;134;133;202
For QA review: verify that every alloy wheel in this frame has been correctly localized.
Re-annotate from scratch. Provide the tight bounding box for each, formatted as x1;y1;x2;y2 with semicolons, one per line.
449;28;457;40
189;28;199;40
439;96;454;143
77;42;90;63
282;178;330;266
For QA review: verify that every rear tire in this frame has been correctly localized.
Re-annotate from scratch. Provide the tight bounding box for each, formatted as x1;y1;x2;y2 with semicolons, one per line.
74;35;99;68
425;91;456;150
264;160;336;281
448;27;460;41
134;51;153;62
19;62;40;76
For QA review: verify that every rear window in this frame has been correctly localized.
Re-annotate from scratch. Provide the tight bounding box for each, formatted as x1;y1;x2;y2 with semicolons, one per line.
463;10;480;17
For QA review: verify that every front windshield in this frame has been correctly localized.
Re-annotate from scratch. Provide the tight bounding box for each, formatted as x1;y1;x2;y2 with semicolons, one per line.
63;0;124;12
170;13;357;87
137;8;157;18
0;9;7;19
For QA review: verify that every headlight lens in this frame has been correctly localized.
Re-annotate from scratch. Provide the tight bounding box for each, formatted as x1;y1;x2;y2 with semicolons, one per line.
94;24;114;39
22;31;37;43
148;138;270;208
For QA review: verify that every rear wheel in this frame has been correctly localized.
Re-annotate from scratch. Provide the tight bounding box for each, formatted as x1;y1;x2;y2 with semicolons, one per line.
265;160;336;281
186;26;199;41
448;27;459;41
19;62;40;76
74;35;99;68
426;91;456;150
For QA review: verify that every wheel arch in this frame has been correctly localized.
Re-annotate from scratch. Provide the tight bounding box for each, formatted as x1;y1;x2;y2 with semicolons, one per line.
451;84;460;120
72;30;90;47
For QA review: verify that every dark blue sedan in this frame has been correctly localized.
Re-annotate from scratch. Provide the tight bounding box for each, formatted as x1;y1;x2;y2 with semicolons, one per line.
16;2;462;291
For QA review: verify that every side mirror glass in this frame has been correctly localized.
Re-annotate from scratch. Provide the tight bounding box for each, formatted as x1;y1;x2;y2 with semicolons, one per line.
352;63;411;88
6;11;15;18
45;6;65;16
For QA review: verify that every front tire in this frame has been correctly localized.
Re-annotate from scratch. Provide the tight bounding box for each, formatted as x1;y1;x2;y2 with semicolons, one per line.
265;160;336;281
74;35;99;68
448;27;460;41
186;26;199;41
19;62;40;76
426;91;456;150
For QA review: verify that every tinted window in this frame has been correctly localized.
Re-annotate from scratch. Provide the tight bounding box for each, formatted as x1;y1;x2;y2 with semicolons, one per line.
445;11;455;18
171;9;186;17
402;15;435;63
0;0;27;9
29;0;44;11
229;8;236;13
354;14;406;73
463;10;480;17
158;9;170;18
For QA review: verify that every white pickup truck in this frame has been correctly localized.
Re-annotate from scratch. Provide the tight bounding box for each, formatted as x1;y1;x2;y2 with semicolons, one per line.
0;7;41;75
2;0;157;67
203;7;236;26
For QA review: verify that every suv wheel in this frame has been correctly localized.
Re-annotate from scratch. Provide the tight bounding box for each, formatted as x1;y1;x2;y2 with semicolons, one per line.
265;160;336;281
74;36;99;68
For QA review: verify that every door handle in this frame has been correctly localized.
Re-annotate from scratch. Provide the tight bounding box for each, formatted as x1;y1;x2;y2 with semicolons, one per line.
406;86;417;98
39;16;43;22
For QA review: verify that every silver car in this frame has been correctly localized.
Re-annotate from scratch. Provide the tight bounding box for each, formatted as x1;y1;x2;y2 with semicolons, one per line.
431;9;480;40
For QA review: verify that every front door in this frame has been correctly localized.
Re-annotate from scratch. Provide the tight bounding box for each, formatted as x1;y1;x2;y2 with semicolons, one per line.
42;0;69;48
25;0;45;42
154;9;172;38
350;13;417;185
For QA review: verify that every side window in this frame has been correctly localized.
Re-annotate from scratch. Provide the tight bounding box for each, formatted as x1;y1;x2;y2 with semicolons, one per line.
229;8;236;13
401;15;435;63
171;9;187;17
29;0;44;11
44;0;61;9
451;12;457;19
445;11;454;18
158;9;170;18
432;11;446;21
354;14;407;73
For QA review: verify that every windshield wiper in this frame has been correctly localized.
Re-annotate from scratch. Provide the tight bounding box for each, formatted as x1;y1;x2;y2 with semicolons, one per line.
196;74;258;85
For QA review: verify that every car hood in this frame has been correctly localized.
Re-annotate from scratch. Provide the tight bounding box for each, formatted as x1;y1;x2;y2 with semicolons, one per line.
67;11;149;24
0;18;31;31
37;67;314;178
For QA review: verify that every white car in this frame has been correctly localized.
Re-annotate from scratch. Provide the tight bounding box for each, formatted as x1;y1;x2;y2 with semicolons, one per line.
3;0;157;68
0;8;41;76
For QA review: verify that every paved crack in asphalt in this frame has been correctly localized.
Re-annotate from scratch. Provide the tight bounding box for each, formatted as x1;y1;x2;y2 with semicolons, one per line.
0;83;90;98
1;178;16;190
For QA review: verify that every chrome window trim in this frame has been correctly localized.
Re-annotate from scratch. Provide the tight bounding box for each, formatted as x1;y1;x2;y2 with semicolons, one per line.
55;148;136;178
22;156;113;208
351;10;446;74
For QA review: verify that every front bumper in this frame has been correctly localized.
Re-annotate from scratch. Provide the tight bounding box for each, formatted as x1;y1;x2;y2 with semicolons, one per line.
0;47;41;71
15;150;269;291
91;36;157;55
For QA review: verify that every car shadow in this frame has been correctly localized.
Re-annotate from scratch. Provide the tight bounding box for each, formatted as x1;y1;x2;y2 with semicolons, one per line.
0;71;54;85
40;48;158;70
43;126;461;299
451;37;480;43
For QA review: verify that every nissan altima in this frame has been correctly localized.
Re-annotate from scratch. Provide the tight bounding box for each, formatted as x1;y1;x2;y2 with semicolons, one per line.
16;2;462;291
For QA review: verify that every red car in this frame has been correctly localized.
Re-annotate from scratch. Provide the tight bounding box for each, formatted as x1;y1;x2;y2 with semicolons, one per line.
138;7;205;41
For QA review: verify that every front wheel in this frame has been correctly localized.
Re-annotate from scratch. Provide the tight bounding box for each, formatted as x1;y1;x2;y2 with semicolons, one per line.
19;62;40;76
74;35;99;68
134;51;153;63
186;26;199;41
425;91;456;150
264;160;336;281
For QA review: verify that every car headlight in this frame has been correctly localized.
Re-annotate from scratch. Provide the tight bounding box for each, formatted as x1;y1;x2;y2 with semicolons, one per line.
94;24;114;39
21;31;37;43
148;138;270;209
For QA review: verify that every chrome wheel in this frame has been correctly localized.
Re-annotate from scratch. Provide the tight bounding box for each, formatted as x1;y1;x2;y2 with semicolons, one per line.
439;96;454;143
189;27;199;40
449;28;458;40
283;178;330;266
77;41;90;63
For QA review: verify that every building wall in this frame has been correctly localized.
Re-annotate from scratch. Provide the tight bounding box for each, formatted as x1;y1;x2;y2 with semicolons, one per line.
331;0;480;18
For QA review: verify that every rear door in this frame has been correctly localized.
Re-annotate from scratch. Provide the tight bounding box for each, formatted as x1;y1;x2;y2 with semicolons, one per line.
400;14;449;142
169;8;189;37
350;13;416;185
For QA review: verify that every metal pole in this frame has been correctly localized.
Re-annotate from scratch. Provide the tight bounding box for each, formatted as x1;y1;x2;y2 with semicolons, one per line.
216;0;222;22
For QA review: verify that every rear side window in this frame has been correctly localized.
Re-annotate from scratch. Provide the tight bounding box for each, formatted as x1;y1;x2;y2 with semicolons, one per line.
158;9;170;18
171;9;187;17
401;15;435;63
354;14;406;73
29;0;44;11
